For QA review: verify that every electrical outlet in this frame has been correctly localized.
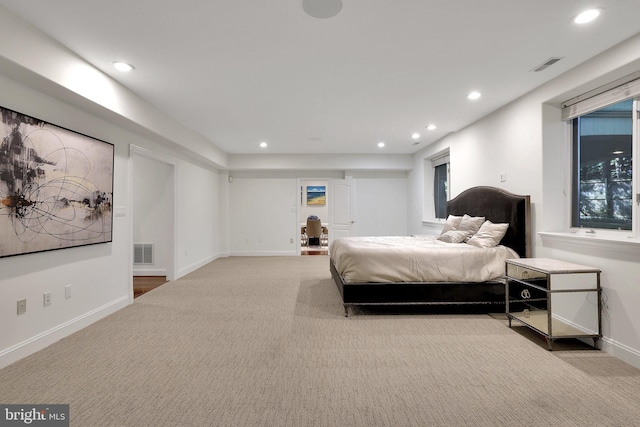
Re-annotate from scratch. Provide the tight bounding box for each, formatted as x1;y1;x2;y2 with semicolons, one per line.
43;292;52;307
17;299;26;315
65;285;72;299
290;238;294;244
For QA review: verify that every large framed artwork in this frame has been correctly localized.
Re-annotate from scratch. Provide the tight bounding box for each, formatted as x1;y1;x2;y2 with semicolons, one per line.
0;106;114;258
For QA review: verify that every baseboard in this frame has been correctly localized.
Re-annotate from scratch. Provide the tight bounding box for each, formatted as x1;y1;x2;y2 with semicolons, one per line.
600;337;640;369
229;251;298;257
175;253;222;279
133;267;167;276
0;295;130;369
552;314;640;369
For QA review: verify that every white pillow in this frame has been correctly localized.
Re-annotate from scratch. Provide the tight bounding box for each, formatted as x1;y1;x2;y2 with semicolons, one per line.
440;215;462;235
457;214;485;234
467;220;509;248
436;230;468;243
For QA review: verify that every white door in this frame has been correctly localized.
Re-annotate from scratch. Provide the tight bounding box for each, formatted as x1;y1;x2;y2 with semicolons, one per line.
329;178;355;247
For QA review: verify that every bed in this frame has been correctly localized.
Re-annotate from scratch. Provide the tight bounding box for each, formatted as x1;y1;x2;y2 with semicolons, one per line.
330;186;531;316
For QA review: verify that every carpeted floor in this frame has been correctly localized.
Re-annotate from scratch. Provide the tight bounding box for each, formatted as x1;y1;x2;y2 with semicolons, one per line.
1;256;639;426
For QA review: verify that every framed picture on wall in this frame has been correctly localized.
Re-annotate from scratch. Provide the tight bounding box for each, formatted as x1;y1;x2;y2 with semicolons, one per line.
0;105;114;258
307;186;326;206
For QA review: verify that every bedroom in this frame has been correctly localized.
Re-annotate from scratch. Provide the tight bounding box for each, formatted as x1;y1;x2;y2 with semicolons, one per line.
1;0;640;378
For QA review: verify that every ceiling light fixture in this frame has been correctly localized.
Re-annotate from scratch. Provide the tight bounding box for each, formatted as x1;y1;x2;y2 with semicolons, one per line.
260;141;268;148
411;133;420;139
378;142;385;148
573;9;601;24
302;0;343;19
112;62;135;72
426;124;437;130
468;91;482;100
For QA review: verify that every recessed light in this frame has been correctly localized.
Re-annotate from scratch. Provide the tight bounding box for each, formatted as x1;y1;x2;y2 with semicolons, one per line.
260;142;268;148
426;124;437;131
574;9;601;24
411;133;420;139
302;0;343;19
378;142;385;148
468;91;482;100
113;62;135;72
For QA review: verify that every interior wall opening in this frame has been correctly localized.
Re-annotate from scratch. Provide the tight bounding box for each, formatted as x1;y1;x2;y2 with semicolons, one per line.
300;179;329;255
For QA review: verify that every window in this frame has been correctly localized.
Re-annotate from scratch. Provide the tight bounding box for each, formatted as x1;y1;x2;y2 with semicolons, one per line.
563;76;640;233
432;153;449;219
571;99;633;230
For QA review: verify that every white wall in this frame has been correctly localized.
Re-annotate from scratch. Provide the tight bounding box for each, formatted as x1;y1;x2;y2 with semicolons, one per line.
409;33;640;368
228;171;409;255
352;172;408;236
175;161;222;276
229;177;299;255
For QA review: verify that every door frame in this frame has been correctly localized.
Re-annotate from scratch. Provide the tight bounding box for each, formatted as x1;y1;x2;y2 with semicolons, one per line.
296;177;330;255
130;145;177;291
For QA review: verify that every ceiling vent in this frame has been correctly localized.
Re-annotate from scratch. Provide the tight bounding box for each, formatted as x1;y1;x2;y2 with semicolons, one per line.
531;57;563;72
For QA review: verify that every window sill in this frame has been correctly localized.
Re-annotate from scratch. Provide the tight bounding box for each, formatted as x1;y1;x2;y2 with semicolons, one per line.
538;231;640;254
422;218;445;226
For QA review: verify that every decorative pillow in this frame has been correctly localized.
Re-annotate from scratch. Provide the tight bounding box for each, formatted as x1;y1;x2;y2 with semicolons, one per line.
436;230;468;243
457;214;486;238
467;220;509;248
440;215;462;235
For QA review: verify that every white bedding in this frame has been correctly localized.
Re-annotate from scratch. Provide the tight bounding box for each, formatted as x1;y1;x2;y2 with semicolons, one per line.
330;235;519;284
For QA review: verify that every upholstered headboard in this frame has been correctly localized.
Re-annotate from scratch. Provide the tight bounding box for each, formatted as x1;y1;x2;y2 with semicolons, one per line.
446;186;531;258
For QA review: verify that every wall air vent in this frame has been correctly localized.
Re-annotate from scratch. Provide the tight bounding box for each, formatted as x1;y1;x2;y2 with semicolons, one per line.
134;243;154;265
531;57;563;72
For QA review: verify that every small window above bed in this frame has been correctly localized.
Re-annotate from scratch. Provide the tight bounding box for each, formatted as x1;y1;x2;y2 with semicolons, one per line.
431;151;450;220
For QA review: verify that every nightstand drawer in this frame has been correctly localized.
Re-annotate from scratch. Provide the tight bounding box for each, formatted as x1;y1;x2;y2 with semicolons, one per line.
506;263;547;281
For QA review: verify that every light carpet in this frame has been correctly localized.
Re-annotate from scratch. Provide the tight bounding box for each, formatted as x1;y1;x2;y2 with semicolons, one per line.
1;256;639;426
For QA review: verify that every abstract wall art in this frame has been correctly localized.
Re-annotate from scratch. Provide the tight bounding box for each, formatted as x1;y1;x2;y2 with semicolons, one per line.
0;106;114;258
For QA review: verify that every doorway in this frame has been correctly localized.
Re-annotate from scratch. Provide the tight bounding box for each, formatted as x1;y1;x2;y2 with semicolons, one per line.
300;179;329;255
131;146;176;296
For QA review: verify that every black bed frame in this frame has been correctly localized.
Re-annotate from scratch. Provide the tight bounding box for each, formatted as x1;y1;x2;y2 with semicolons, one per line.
330;186;531;316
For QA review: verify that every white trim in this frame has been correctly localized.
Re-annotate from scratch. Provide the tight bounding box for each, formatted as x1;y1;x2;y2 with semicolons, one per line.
600;336;640;370
421;219;445;229
0;296;130;369
228;251;298;257
539;231;640;255
175;253;222;279
133;268;167;276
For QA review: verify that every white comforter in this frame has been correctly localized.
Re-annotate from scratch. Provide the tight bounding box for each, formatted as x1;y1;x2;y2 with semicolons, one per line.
330;235;519;284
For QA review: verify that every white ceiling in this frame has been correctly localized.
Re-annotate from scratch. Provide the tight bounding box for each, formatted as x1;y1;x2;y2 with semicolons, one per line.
2;0;640;154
